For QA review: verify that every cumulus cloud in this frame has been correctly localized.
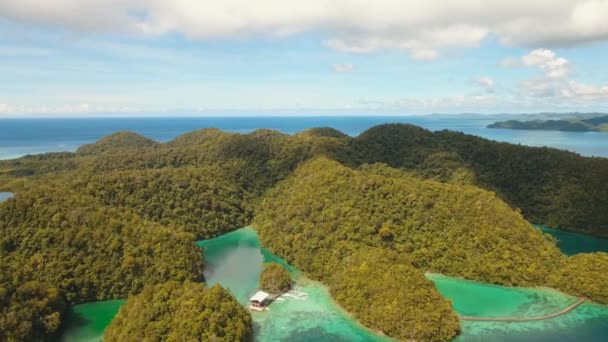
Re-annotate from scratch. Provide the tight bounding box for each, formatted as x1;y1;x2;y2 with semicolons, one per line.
522;49;571;78
475;77;496;93
510;48;608;103
332;63;354;72
2;1;608;59
562;81;608;102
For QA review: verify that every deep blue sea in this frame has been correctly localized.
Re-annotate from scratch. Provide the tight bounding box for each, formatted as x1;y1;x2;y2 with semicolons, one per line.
1;116;607;160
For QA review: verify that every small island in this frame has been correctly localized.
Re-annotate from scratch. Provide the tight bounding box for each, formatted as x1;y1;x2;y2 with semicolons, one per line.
488;115;608;132
259;263;292;295
250;263;292;311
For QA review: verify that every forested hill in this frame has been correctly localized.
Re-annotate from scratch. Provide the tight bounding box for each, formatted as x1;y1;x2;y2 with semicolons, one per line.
76;131;158;155
344;124;608;236
2;123;607;236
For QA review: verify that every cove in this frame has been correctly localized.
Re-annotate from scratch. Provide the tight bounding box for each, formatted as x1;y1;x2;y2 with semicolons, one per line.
59;300;125;342
538;226;608;255
196;227;388;342
429;274;608;341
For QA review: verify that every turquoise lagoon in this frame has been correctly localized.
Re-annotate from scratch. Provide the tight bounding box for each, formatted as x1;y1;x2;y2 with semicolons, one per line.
196;227;387;342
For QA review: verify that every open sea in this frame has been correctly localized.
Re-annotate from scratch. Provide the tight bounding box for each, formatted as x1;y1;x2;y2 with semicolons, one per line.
1;116;607;160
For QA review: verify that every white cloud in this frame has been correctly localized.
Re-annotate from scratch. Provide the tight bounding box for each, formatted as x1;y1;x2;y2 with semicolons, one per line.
475;77;496;93
510;48;608;103
3;1;608;59
332;63;354;72
562;81;608;102
522;49;571;78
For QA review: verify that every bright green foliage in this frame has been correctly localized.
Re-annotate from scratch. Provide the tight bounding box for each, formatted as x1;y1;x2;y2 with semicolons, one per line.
331;248;459;342
105;282;253;342
259;262;291;294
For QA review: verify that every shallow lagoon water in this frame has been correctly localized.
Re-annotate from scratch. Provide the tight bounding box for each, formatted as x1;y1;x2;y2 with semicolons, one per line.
59;227;608;341
196;227;387;342
429;274;608;342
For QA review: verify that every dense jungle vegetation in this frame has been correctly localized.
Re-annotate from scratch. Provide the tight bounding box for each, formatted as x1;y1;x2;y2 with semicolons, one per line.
331;247;460;341
346;124;608;237
0;184;206;340
105;282;252;342
254;158;608;303
0;124;607;341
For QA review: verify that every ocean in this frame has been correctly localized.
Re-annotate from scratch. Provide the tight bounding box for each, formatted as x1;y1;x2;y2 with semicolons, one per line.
1;116;607;160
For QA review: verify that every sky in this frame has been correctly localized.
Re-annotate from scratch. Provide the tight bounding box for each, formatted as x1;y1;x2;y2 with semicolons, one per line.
1;1;608;116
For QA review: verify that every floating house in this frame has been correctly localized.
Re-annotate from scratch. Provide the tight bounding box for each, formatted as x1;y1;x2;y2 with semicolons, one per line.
249;291;270;311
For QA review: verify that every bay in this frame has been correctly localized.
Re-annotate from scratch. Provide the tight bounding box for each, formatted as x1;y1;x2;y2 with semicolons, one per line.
196;227;387;342
59;300;125;342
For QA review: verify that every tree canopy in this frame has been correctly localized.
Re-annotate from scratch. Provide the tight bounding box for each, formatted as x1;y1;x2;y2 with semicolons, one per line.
105;282;253;342
259;263;291;294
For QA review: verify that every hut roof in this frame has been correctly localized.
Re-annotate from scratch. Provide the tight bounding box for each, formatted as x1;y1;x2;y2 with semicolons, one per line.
249;291;270;303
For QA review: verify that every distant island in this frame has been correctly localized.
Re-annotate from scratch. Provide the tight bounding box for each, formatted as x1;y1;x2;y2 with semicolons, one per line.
488;114;608;132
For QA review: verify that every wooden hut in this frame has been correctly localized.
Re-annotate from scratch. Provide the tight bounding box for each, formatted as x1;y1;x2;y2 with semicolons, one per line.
249;291;270;311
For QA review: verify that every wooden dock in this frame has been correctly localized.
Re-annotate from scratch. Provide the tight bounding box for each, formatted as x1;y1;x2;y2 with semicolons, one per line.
460;298;586;322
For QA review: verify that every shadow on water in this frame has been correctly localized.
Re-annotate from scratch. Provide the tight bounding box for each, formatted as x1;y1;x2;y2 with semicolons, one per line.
56;307;92;338
538;226;608;255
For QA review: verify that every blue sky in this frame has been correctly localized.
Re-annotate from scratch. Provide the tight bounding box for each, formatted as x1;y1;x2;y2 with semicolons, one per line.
1;1;608;116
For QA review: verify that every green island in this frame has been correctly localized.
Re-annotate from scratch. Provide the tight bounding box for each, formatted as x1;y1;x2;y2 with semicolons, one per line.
488;114;608;132
1;124;608;341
